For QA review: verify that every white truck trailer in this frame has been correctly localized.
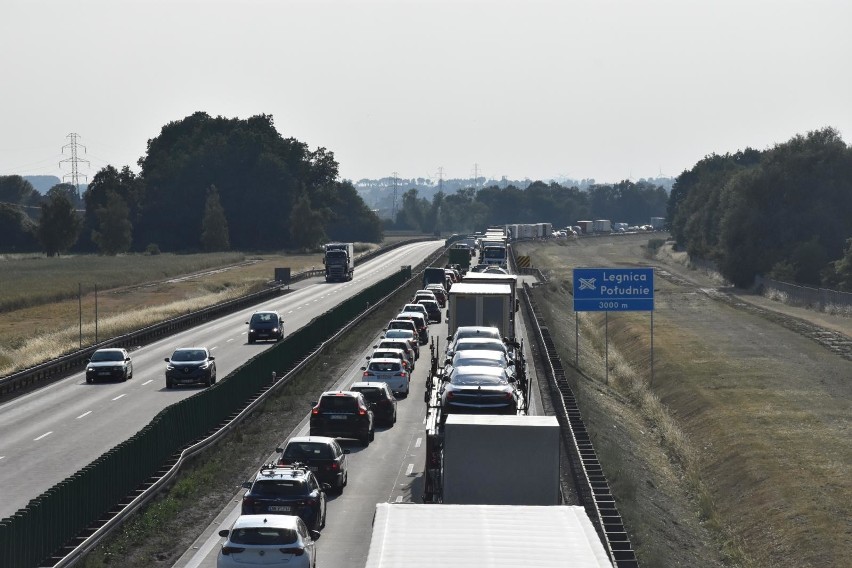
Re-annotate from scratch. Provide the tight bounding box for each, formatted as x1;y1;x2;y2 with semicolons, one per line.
593;219;612;233
443;415;560;505
364;503;613;568
446;282;514;340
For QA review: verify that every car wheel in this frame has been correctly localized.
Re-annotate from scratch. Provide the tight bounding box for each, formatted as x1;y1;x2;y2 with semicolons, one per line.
86;376;93;384
393;410;397;424
319;503;327;529
369;426;375;442
128;367;133;379
335;475;345;495
248;337;255;344
122;370;128;382
166;378;173;389
360;432;370;447
343;471;348;487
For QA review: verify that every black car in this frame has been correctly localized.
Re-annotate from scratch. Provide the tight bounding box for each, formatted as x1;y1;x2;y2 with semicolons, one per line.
417;298;442;323
309;391;375;446
164;347;216;388
241;464;328;531
246;310;284;343
85;348;133;383
276;436;350;494
350;381;397;426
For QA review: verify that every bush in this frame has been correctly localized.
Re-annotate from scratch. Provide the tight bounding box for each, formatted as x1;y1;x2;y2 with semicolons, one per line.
647;238;666;252
146;243;161;255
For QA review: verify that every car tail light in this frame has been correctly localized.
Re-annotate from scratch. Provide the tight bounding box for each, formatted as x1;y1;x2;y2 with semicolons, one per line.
358;407;367;416
363;371;375;377
221;546;246;555
280;547;305;556
446;392;455;399
331;462;339;471
395;371;407;378
311;407;320;415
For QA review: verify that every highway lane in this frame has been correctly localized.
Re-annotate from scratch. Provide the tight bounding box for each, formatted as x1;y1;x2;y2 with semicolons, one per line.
0;240;443;518
173;277;543;567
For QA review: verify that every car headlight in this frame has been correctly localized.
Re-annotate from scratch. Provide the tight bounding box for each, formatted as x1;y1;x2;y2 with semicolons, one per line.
249;328;255;332
272;328;279;333
166;364;175;371
199;361;210;369
87;367;94;373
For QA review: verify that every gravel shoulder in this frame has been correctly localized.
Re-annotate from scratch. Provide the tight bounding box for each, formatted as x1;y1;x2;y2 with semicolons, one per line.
517;235;852;568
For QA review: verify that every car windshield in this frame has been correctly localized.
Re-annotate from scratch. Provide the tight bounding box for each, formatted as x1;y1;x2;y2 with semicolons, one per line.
251;313;277;323
453;355;507;367
252;479;308;497
450;371;508;386
369;361;400;372
455;341;504;353
318;395;358;412
352;387;385;402
384;330;413;340
380;342;408;353
283;442;333;460
90;351;124;362
388;321;415;331
229;527;298;545
171;349;206;362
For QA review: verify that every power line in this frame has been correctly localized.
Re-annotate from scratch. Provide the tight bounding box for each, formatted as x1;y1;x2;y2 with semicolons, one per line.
59;133;90;198
391;171;399;220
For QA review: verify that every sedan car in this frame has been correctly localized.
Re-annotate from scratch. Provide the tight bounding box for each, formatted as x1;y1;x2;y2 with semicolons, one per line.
350;381;397;426
277;436;350;494
440;365;519;417
424;284;447;307
446;337;509;362
246;310;284;343
417;298;442;323
85;348;133;383
217;514;319;568
164;347;216;388
375;338;416;371
368;347;411;372
446;349;516;382
395;311;428;345
385;321;420;358
445;326;504;357
241;465;328;531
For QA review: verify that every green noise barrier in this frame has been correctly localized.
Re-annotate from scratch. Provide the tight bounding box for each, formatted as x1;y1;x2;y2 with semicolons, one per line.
0;266;412;568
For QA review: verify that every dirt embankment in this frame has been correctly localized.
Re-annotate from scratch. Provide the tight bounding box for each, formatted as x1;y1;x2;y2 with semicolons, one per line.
516;235;852;568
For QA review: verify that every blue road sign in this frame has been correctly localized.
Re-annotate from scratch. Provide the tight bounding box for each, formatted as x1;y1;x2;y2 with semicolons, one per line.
573;267;654;311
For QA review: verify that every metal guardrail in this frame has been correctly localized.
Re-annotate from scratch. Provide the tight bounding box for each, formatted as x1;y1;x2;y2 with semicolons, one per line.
521;282;638;567
0;238;436;402
22;243;446;568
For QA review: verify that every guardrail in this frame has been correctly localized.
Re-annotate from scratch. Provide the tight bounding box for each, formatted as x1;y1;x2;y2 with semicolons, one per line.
521;282;638;567
0;242;446;568
0;238;436;402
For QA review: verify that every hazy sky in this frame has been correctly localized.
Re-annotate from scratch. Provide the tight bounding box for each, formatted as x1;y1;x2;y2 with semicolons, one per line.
2;0;850;186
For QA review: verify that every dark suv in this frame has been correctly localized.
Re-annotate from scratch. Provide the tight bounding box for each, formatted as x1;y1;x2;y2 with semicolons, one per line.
246;310;284;343
309;391;375;446
241;464;328;531
277;436;350;494
164;347;216;388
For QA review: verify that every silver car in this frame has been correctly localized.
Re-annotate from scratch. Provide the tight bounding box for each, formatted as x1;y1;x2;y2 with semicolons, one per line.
440;365;519;416
360;357;410;396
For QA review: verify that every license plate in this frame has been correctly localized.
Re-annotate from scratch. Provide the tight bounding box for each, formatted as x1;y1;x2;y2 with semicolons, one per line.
329;415;346;420
98;371;111;376
269;505;291;512
309;466;318;472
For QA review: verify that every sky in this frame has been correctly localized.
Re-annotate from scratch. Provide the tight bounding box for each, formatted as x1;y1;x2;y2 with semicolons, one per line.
1;0;850;187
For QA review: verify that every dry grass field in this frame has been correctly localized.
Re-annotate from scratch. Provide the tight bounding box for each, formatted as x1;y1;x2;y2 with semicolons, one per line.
516;235;852;568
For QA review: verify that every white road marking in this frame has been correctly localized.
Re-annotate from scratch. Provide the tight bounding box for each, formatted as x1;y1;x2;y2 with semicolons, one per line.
405;464;414;476
0;456;4;460
210;346;218;350
395;496;403;503
297;306;302;310
415;437;422;448
227;338;234;342
76;411;92;419
142;380;153;386
288;311;293;314
34;432;52;441
112;394;126;401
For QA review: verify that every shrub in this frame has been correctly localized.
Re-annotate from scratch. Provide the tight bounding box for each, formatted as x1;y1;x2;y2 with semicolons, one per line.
146;243;161;256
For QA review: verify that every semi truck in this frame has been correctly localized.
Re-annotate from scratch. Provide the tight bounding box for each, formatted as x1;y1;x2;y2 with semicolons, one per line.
447;244;472;273
323;242;354;282
446;282;515;341
593;219;612;233
364;503;613;567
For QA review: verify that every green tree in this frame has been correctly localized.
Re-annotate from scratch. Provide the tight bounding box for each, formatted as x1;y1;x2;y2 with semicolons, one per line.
200;186;230;251
83;165;144;251
0;175;38;205
37;191;81;256
289;192;326;250
91;191;133;255
823;238;852;291
0;203;39;252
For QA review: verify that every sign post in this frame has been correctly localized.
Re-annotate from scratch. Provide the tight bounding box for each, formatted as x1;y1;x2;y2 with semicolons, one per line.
573;267;655;386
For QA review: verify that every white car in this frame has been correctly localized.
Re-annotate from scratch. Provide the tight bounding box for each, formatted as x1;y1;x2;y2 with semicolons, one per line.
360;357;410;396
217;514;318;568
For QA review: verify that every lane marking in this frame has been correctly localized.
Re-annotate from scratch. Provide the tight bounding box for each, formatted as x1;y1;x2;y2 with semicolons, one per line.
288;311;293;314
227;338;234;342
142;380;153;386
76;411;92;419
415;437;422;448
34;432;52;441
0;456;5;460
112;394;126;401
210;346;218;350
395;496;403;503
405;464;414;476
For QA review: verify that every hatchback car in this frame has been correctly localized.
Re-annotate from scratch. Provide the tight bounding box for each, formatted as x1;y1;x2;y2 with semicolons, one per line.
375;338;415;370
401;303;430;323
277;436;350;494
440;365;519;417
350;381;397;426
309;391;375;446
164;347;216;388
417;298;442;323
217;514;318;568
385;321;420;358
360;357;409;396
413;289;438;304
85;348;133;383
241;465;328;531
368;347;410;372
395;311;428;345
246;310;284;343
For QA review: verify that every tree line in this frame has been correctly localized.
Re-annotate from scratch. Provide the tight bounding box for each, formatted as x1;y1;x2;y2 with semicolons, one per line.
667;127;852;290
389;180;669;234
0;112;383;256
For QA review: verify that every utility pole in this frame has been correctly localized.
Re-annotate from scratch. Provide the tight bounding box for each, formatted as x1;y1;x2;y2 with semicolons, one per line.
437;166;444;193
391;172;399;221
60;133;89;199
473;163;479;190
